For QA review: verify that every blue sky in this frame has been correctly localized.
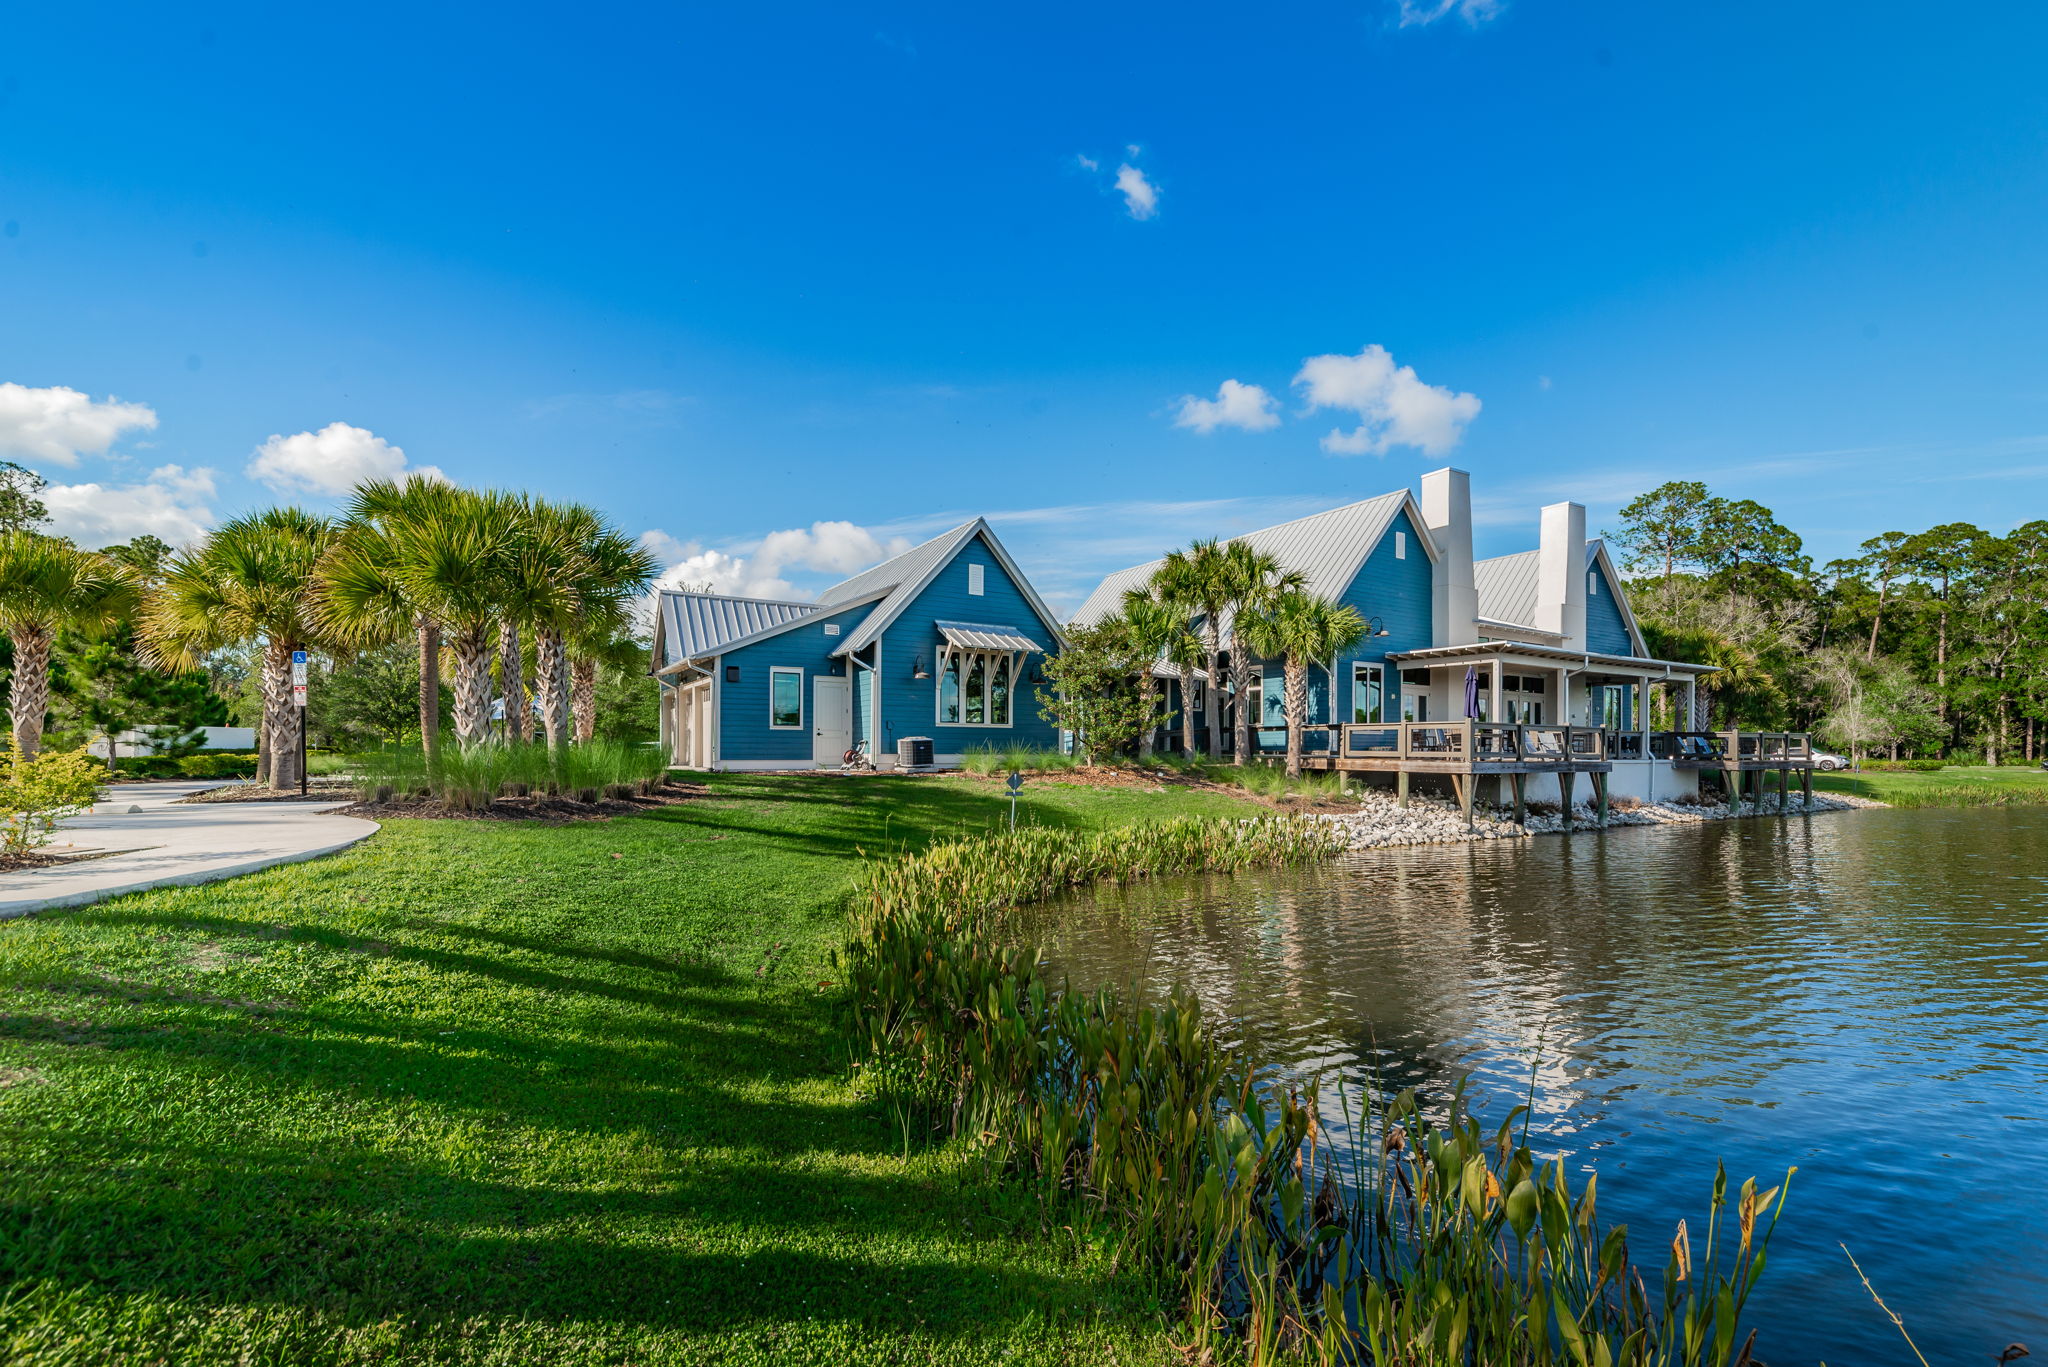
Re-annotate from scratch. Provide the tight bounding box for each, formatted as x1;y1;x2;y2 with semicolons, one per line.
3;1;2044;611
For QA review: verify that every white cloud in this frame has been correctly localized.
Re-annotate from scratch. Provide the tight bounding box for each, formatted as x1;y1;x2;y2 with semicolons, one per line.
1075;153;1100;172
1173;379;1281;434
1115;163;1159;220
0;382;158;466
1293;344;1481;456
1397;0;1503;26
245;421;445;496
641;520;915;601
44;464;218;548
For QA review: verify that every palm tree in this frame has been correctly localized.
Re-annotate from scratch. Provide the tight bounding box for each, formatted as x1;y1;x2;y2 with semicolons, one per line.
0;534;138;758
1119;589;1189;760
1239;589;1369;778
1165;623;1205;759
322;485;518;746
1221;541;1303;766
326;476;470;761
140;509;333;788
516;501;655;751
1153;538;1233;758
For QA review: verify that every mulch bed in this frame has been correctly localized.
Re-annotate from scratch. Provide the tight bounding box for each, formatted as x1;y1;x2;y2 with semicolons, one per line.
336;780;704;824
176;780;361;805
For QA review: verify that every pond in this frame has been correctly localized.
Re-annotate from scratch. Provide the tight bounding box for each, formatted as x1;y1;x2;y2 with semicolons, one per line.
1013;807;2048;1365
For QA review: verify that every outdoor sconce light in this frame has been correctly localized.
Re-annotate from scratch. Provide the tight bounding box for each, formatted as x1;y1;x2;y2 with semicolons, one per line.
1366;616;1391;638
725;665;740;683
912;656;930;679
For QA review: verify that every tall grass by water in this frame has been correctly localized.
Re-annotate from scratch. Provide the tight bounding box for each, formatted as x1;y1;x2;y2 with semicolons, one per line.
841;815;1791;1365
351;739;669;809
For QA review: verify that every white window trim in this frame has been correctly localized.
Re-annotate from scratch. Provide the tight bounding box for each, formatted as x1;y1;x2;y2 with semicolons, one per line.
1352;662;1385;725
1589;569;1600;596
768;667;804;730
1394;530;1407;560
967;563;986;596
934;641;1023;728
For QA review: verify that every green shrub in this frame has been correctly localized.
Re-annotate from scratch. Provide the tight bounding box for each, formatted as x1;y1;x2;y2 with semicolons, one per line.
1860;758;1947;772
111;756;182;779
174;753;258;779
0;744;106;855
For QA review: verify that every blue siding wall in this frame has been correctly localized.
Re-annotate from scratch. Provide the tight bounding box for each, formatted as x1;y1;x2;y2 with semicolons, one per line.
717;602;876;764
1585;557;1635;656
853;660;874;751
1333;506;1435;723
876;532;1062;757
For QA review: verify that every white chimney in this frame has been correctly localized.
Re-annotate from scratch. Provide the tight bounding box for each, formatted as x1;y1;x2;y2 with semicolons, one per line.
1420;467;1477;647
1537;501;1587;650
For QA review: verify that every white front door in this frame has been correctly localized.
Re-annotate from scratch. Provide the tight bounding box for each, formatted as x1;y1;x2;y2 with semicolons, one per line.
812;676;852;766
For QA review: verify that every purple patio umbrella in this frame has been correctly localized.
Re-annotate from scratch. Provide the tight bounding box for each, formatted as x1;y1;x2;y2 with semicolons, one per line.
1463;665;1479;719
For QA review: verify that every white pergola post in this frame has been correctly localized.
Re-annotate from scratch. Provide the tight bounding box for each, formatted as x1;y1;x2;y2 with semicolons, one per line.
1489;659;1504;724
1683;678;1699;731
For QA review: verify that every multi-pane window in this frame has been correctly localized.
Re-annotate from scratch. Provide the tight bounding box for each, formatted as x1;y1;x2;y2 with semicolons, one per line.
1352;663;1384;724
769;668;803;729
937;648;1015;726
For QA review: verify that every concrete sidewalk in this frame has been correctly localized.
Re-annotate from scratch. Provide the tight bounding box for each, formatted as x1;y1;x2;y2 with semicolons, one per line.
0;781;379;919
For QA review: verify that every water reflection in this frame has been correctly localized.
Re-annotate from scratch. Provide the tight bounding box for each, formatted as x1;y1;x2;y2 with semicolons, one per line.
1015;808;2048;1364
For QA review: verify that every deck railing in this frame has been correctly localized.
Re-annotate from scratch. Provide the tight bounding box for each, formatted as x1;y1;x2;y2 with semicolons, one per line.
1242;723;1814;768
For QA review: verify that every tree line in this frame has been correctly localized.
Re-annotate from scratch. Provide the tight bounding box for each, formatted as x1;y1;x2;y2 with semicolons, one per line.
1610;480;2047;763
0;467;656;788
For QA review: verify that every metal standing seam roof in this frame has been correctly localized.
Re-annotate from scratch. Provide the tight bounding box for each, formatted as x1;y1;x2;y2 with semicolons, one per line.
1071;490;1413;627
832;519;1066;657
655;590;820;668
934;621;1046;652
1471;541;1608;633
816;520;979;607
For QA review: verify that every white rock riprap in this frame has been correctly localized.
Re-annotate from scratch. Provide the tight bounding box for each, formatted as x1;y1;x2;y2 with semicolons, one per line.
1314;786;1884;850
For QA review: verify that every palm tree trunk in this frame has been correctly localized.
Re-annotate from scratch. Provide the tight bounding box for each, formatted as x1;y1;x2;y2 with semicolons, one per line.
571;658;598;743
499;620;527;743
535;629;570;750
265;640;300;790
1203;625;1223;758
7;626;52;759
1283;657;1308;778
1136;674;1156;760
1228;633;1252;765
1178;667;1198;759
417;617;443;760
448;624;492;744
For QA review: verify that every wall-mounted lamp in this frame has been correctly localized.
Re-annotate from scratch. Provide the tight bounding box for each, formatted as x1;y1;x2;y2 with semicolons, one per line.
1366;616;1391;638
912;656;930;679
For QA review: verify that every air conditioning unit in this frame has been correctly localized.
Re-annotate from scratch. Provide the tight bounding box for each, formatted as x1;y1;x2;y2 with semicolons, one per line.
896;736;934;770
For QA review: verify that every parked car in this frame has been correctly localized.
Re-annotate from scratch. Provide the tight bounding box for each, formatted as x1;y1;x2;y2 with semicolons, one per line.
1811;750;1850;771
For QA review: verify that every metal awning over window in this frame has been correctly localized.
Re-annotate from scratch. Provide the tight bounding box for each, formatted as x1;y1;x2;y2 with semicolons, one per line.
934;620;1045;653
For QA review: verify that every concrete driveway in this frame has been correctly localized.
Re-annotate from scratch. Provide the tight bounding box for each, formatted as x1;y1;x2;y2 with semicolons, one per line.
0;781;379;919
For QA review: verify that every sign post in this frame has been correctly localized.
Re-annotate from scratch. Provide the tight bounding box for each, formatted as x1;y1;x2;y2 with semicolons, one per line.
1005;769;1024;830
292;650;309;796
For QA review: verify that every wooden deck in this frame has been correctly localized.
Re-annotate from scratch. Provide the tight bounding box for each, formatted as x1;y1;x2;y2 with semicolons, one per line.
1263;721;1817;825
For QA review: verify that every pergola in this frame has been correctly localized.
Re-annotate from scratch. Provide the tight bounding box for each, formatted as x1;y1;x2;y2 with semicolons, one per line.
1385;640;1716;755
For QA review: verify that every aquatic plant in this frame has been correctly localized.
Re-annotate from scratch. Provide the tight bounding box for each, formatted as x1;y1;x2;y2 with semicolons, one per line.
841;815;1793;1365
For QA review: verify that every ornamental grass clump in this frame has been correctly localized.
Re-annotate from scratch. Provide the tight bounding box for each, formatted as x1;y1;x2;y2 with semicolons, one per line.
841;815;1793;1365
350;739;669;810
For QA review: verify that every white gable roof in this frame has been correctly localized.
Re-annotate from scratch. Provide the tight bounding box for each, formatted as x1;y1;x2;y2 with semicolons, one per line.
1072;489;1423;627
831;519;1064;656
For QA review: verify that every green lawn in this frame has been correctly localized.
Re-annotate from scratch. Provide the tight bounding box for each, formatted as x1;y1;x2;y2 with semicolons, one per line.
0;774;1265;1367
1814;764;2048;807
